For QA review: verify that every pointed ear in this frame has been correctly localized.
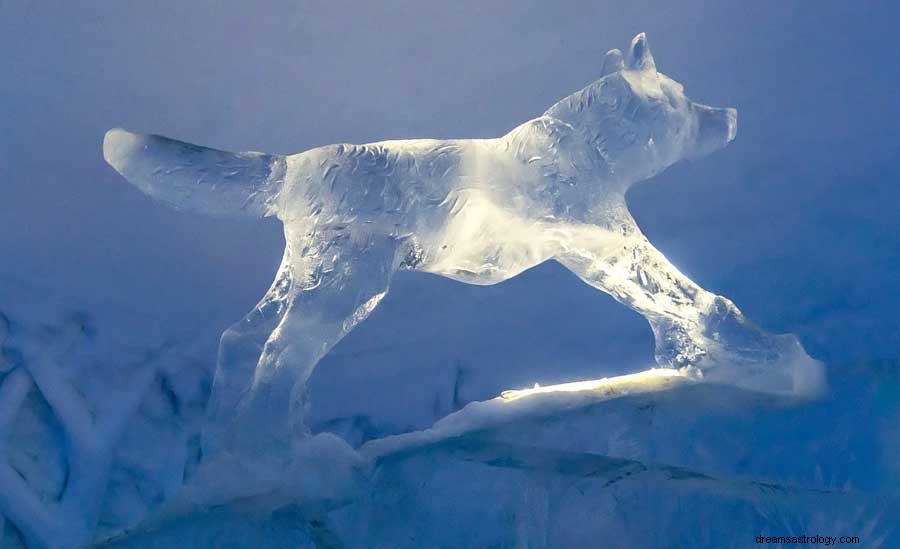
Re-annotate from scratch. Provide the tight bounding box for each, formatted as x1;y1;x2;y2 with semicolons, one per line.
600;48;624;77
627;32;656;73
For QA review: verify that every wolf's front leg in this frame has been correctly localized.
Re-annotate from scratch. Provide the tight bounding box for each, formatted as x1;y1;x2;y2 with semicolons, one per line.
213;231;401;463
554;222;824;395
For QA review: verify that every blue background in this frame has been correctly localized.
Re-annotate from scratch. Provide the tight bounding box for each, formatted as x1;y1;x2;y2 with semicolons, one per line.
1;0;898;372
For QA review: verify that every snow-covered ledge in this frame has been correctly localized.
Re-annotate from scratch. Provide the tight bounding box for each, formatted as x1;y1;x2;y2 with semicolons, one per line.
362;367;698;462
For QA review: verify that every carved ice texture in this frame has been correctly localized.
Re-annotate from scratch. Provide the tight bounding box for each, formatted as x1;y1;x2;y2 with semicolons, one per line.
103;34;823;493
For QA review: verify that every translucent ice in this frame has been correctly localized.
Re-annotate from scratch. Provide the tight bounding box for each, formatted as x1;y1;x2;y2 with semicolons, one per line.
104;33;823;480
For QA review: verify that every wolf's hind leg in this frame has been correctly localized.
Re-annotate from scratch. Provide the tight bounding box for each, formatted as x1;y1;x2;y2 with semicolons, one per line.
202;251;294;460
216;232;401;461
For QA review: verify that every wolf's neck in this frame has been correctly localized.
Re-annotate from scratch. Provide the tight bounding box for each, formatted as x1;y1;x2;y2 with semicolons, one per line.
496;117;629;219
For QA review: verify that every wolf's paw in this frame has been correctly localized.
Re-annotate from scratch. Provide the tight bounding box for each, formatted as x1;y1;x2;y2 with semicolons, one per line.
695;296;826;396
185;433;368;513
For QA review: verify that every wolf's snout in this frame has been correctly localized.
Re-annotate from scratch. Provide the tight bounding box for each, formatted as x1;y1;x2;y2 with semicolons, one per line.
692;104;738;158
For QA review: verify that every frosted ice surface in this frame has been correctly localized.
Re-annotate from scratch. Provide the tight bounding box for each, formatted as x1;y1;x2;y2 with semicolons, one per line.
332;385;892;549
103;33;823;500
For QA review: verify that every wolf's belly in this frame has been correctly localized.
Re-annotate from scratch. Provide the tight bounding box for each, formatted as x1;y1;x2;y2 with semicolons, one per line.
416;190;555;285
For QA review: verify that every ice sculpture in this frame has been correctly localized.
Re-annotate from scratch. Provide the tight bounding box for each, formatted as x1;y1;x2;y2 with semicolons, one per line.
104;33;823;473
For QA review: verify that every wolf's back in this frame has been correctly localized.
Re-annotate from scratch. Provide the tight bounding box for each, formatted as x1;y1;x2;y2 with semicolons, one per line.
103;129;285;218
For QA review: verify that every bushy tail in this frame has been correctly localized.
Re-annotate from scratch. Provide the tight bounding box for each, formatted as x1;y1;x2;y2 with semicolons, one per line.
103;128;285;218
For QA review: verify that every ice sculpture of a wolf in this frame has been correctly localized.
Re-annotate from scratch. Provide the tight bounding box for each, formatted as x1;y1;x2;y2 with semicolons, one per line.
104;33;823;463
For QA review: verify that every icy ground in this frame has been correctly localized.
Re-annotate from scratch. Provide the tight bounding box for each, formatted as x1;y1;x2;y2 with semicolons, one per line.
104;362;898;548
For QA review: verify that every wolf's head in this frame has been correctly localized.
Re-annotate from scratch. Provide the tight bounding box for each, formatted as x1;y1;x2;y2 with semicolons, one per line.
544;33;737;187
